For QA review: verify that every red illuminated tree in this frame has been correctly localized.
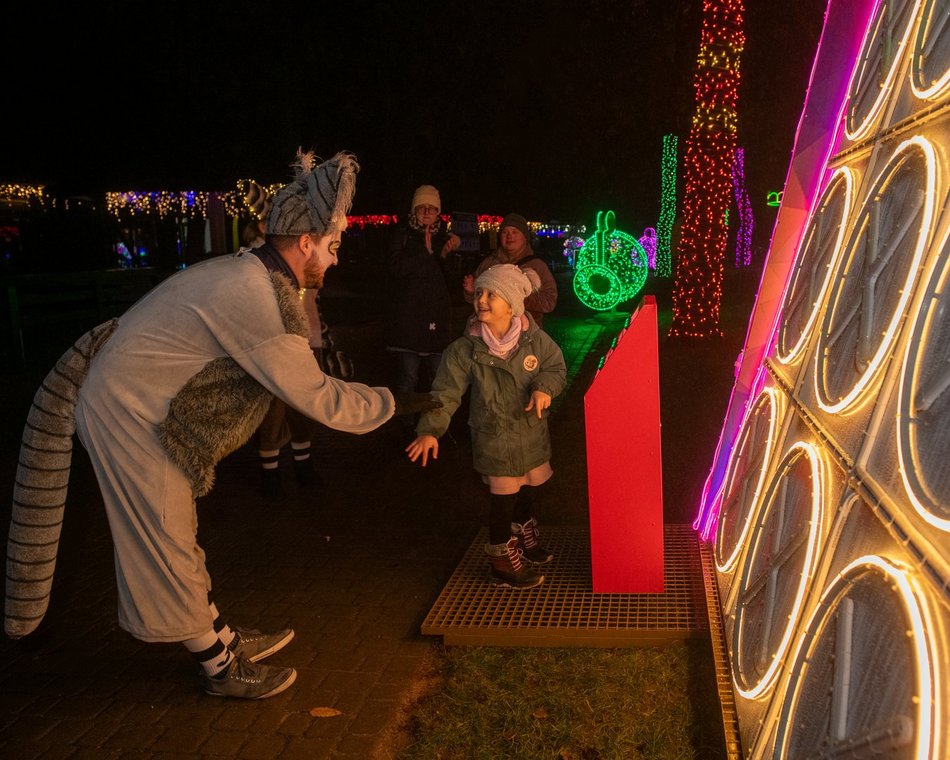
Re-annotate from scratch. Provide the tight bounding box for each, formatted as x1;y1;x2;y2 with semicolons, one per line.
670;0;746;337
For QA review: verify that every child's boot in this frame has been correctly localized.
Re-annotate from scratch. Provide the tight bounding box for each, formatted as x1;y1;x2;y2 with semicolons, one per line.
486;537;544;588
512;517;553;564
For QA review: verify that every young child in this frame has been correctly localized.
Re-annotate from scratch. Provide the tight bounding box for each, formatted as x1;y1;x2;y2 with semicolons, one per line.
407;264;566;588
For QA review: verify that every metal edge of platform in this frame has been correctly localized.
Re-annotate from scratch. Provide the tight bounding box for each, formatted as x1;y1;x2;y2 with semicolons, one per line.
698;539;743;760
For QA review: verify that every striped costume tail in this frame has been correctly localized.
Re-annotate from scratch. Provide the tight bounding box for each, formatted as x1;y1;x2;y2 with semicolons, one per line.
5;319;118;638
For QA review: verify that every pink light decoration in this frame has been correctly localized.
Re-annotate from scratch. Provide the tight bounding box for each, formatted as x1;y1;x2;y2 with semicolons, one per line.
732;147;754;267
694;0;883;539
639;227;658;270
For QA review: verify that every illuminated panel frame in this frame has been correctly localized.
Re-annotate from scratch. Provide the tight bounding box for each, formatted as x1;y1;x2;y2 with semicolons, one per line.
844;0;924;142
774;554;941;760
775;167;855;365
693;0;877;539
733;441;825;700
714;386;785;574
911;0;950;99
814;135;937;414
897;222;950;532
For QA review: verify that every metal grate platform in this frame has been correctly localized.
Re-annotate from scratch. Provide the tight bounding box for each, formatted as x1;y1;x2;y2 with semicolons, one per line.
421;524;709;647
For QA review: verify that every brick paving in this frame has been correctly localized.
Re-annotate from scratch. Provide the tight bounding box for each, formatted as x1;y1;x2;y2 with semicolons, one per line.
1;276;635;759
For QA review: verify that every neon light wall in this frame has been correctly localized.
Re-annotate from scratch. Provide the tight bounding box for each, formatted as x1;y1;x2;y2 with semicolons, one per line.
698;0;950;755
695;0;878;538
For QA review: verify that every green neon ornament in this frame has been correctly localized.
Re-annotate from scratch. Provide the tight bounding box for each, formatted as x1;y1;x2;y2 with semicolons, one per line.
573;210;648;311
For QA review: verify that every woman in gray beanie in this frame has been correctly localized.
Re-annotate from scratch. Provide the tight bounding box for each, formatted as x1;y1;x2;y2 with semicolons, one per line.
407;264;566;588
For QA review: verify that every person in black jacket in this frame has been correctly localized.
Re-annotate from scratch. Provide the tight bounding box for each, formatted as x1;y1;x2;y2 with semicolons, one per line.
385;185;460;439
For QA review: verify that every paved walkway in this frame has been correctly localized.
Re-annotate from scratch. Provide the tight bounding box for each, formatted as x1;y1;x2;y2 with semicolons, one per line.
0;296;631;758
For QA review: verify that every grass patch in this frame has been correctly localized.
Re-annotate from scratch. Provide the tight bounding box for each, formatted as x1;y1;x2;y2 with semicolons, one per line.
395;641;725;759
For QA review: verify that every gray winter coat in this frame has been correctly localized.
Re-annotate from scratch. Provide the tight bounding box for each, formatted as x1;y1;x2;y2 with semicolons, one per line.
416;315;566;476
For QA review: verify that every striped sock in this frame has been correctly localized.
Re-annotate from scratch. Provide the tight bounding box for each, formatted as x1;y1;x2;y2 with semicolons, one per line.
183;629;234;677
290;441;311;462
210;602;236;649
259;451;280;470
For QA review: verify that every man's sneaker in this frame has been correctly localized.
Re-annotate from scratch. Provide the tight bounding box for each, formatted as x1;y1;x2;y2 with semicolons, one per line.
293;457;324;489
228;627;294;663
260;468;286;503
512;518;554;564
204;656;297;699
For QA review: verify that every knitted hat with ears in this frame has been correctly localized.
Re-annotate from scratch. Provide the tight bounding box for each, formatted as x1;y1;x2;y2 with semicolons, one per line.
266;149;359;236
475;264;541;317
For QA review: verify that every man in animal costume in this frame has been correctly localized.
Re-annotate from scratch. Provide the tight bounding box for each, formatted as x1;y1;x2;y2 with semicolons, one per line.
5;150;436;699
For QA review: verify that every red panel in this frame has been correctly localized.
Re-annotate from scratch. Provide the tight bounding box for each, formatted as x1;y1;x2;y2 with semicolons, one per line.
584;296;664;592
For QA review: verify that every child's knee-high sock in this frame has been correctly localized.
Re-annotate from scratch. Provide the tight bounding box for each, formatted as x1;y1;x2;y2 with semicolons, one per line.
512;486;535;526
489;493;519;544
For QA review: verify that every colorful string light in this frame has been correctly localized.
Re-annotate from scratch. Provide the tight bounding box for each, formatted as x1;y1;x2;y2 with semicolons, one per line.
573;210;648;311
670;0;746;338
639;228;658;270
732;147;754;267
1;183;46;208
656;135;678;278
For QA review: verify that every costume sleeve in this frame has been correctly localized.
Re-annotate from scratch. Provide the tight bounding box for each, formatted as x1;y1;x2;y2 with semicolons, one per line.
530;331;567;399
523;259;558;315
237;334;394;434
415;340;471;439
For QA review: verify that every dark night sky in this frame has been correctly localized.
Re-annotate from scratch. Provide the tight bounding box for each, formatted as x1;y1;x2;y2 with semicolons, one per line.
7;0;828;235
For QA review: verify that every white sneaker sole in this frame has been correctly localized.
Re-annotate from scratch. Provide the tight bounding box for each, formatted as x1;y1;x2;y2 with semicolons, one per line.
247;629;295;663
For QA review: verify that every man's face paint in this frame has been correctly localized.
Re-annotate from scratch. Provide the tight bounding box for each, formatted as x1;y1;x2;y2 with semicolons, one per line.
303;233;341;289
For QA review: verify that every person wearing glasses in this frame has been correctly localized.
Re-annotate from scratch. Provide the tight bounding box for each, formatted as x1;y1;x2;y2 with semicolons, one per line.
385;184;461;441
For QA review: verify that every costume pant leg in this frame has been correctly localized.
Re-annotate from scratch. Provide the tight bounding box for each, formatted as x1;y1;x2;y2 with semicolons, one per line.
75;394;214;643
256;397;290;451
285;407;317;444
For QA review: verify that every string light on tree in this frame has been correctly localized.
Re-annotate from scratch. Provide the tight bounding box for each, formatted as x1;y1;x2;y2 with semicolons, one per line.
656;135;678;277
670;0;746;338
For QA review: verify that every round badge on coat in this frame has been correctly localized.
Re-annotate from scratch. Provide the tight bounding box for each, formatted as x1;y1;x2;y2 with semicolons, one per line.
523;355;539;372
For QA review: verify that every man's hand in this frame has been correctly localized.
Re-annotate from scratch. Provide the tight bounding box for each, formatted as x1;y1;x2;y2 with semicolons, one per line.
524;390;552;419
462;274;476;295
406;435;439;466
392;390;442;417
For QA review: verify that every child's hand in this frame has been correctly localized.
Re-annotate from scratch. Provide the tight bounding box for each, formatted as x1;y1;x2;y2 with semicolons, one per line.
525;390;552;419
406;435;439;466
